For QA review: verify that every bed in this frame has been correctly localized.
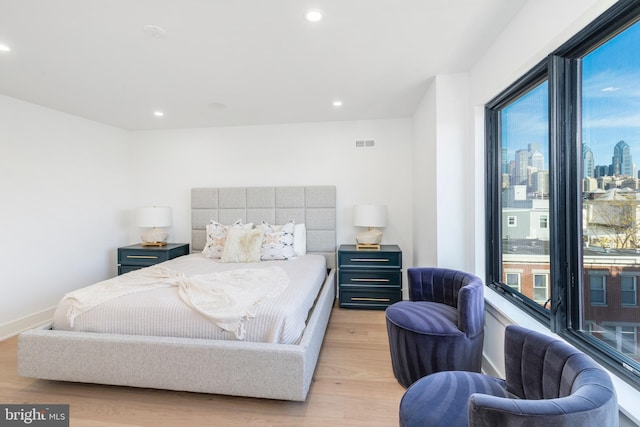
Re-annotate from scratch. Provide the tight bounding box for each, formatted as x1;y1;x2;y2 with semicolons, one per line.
18;186;337;401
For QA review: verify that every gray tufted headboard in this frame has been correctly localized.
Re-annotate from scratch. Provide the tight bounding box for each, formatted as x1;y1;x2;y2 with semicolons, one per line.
191;186;337;269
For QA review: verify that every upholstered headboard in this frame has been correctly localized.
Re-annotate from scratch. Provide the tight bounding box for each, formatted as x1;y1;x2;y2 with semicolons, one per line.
191;186;337;269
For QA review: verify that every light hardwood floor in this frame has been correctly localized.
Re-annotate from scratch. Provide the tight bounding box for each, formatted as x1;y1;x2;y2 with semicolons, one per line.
0;304;405;427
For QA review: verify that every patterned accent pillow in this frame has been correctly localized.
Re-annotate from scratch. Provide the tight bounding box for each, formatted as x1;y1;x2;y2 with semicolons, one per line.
202;219;244;259
258;220;296;260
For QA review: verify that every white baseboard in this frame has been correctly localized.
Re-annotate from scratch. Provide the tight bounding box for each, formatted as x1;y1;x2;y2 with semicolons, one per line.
0;307;55;341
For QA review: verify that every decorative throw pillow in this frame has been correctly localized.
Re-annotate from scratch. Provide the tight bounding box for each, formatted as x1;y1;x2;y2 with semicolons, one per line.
202;219;244;259
294;223;306;256
220;227;264;263
258;221;296;260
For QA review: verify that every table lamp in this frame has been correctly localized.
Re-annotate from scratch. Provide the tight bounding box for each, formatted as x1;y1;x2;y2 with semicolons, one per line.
137;206;172;246
354;204;387;250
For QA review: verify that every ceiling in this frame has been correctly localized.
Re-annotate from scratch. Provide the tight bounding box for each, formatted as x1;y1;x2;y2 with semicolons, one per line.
0;0;526;131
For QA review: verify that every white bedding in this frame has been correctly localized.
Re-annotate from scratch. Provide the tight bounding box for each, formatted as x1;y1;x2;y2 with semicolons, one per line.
53;254;328;344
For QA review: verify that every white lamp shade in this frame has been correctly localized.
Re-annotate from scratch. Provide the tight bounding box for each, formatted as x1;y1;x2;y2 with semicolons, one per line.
353;204;387;228
136;206;172;228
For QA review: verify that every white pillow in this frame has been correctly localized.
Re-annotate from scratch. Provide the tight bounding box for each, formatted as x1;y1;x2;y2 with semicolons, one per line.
258;221;296;260
294;223;306;256
202;219;245;259
220;227;264;263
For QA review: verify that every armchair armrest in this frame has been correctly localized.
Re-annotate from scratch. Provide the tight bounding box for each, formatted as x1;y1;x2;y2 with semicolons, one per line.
469;390;617;427
457;279;484;339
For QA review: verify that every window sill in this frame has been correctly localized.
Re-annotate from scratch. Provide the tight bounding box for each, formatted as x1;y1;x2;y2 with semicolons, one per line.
485;287;640;425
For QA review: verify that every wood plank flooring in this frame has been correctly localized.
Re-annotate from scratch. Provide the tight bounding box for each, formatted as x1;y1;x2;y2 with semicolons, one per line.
0;305;405;426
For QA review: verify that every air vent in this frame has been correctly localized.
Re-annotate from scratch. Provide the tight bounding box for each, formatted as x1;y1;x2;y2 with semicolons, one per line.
355;140;375;149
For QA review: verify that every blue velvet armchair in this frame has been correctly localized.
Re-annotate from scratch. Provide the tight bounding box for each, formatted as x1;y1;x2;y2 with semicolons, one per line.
385;267;485;388
399;325;618;427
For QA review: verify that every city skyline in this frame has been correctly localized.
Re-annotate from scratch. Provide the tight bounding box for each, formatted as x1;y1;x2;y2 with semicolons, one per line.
503;19;640;174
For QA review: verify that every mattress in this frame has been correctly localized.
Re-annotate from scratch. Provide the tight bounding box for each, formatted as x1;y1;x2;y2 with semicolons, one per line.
52;253;327;344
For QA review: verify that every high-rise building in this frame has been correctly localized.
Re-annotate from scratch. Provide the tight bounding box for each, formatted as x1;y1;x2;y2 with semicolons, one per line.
594;165;609;178
532;170;549;196
514;149;529;186
612;140;633;177
530;151;544;171
583;144;595;178
502;148;509;175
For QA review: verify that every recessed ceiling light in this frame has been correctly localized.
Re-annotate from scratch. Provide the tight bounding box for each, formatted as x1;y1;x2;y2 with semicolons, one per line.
154;111;164;117
305;9;323;22
0;44;11;52
332;100;343;107
143;25;167;38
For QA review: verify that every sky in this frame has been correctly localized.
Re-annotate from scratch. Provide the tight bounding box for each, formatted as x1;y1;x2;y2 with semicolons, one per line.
582;20;640;167
502;81;549;170
501;19;640;172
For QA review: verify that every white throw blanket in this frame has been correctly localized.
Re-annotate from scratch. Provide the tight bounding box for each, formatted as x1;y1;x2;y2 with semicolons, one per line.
62;266;290;339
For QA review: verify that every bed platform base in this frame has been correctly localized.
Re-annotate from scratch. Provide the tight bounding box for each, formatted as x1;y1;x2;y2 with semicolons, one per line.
18;269;335;402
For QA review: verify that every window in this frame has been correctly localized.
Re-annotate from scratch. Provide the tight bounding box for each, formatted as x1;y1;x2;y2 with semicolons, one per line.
589;275;606;305
505;271;521;292
486;0;640;387
533;273;549;304
621;276;638;306
487;72;551;322
540;215;548;229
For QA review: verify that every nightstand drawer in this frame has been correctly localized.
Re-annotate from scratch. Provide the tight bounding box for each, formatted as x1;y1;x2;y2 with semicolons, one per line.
339;251;401;269
118;249;170;266
117;243;190;275
339;288;402;309
339;270;402;287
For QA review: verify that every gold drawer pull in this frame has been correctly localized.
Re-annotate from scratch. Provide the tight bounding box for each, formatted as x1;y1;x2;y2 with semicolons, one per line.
126;255;159;259
351;297;391;302
351;278;390;282
350;258;390;262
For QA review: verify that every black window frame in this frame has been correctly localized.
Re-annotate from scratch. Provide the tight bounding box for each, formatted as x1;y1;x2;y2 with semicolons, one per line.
485;60;551;326
485;0;640;389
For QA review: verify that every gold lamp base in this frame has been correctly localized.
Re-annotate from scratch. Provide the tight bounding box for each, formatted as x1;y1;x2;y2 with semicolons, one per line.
140;227;168;247
356;228;382;250
140;241;168;247
356;243;381;250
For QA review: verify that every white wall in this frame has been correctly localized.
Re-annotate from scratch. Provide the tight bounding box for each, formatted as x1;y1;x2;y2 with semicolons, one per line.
412;78;437;267
470;0;617;106
0;95;130;337
1;105;414;336
412;74;472;271
127;118;414;267
434;74;471;271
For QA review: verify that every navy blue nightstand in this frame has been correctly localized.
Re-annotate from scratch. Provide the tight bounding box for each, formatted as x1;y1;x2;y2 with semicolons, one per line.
117;243;190;275
338;244;402;309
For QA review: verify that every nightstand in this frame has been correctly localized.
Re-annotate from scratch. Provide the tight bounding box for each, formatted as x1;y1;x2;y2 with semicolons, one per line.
338;244;402;309
117;243;190;275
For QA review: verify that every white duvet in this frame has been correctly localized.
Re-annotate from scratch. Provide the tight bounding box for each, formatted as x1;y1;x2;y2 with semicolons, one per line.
53;254;327;344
